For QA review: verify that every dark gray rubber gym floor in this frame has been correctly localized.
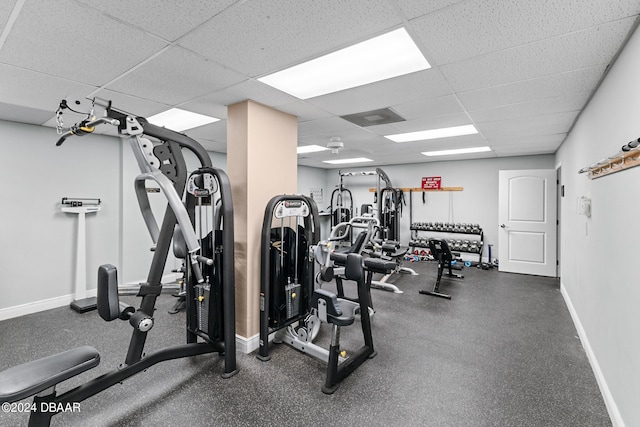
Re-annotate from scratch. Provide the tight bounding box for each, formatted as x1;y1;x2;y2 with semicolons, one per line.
0;262;611;426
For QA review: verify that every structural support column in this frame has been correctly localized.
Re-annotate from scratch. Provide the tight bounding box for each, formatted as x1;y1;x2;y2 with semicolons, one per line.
227;100;298;350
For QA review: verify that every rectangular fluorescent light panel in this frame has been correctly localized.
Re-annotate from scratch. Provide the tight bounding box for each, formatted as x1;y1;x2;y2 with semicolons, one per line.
421;146;491;157
147;108;220;132
297;145;329;154
323;157;373;165
386;124;478;143
258;28;430;99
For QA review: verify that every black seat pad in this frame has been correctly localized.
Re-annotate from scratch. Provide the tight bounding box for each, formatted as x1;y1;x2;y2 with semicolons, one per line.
312;289;357;327
332;299;358;326
0;346;100;403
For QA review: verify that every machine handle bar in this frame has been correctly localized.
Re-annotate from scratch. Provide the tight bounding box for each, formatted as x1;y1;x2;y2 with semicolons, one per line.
55;117;120;146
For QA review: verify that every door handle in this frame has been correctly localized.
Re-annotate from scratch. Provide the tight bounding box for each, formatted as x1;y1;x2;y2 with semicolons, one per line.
500;224;506;228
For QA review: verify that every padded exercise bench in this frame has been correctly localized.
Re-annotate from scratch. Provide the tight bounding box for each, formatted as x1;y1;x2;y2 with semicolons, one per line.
419;239;464;299
0;346;100;423
367;239;417;294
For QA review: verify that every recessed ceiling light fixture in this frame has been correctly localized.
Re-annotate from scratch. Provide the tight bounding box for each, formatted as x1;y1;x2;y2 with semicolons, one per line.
323;157;373;165
147;108;220;132
297;145;329;154
386;124;478;143
258;28;430;99
421;146;491;157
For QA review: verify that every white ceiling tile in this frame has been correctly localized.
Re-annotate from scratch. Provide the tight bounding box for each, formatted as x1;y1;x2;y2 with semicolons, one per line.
361;123;401;136
308;70;452;116
299;127;382;149
169;98;228;121
106;46;246;105
298;117;362;138
0;102;53;125
477;111;578;140
391;95;464;120
76;0;237;41
0;64;95;113
492;141;561;156
194;79;299;110
0;0;17;30
384;113;473;134
411;0;640;65
178;0;402;77
183;120;227;146
396;0;466;19
387;133;486;152
276;101;333;123
0;0;168;85
457;65;607;111
418;151;497;164
470;93;590;123
488;133;566;147
87;89;171;119
441;18;636;92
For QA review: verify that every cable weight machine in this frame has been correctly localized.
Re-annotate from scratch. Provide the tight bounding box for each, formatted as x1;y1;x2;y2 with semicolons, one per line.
0;97;238;426
258;195;377;393
257;195;320;360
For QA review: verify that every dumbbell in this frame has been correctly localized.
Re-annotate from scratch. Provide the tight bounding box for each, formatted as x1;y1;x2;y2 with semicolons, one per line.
461;240;470;251
469;241;478;253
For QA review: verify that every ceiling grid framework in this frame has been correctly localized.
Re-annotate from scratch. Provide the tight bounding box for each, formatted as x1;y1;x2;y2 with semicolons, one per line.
0;0;638;168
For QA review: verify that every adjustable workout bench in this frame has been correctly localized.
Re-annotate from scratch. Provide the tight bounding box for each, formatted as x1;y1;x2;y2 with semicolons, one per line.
419;239;464;299
367;239;418;294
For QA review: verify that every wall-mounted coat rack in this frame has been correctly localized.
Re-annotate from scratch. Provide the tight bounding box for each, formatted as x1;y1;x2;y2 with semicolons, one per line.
578;137;640;179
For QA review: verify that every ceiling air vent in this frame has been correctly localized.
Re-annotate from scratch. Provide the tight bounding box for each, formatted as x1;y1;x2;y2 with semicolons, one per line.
340;107;406;127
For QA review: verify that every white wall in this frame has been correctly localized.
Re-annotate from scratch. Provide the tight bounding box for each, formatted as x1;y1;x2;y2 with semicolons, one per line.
297;165;327;202
555;23;640;427
0;121;120;315
323;155;555;261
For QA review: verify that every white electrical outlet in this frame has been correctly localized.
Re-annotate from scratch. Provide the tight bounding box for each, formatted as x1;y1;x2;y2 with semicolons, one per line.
578;196;591;217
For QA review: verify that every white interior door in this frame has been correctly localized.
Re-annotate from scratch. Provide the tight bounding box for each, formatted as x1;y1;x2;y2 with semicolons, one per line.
498;169;557;277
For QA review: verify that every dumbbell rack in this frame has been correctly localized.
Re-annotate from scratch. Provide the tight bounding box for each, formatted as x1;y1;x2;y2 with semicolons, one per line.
410;222;484;263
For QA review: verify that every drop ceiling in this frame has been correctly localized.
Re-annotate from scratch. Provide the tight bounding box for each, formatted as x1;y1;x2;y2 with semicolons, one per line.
1;0;638;168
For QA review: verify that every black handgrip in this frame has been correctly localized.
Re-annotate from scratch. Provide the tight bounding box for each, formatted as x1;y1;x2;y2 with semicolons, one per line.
196;255;214;266
55;135;67;146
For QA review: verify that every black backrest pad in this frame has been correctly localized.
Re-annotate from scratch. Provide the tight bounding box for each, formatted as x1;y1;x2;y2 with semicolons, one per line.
349;231;368;253
172;225;187;259
429;239;452;261
345;253;364;282
97;264;120;322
